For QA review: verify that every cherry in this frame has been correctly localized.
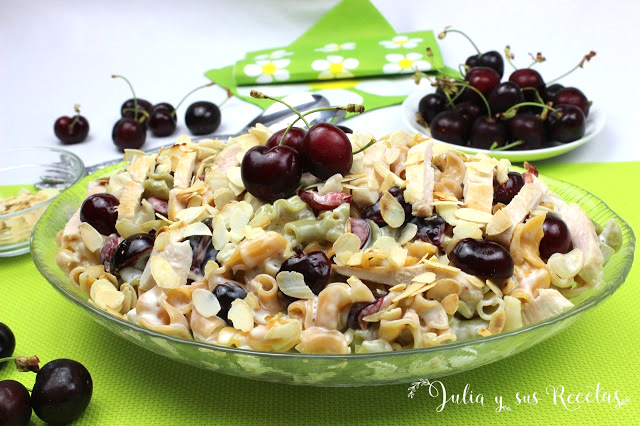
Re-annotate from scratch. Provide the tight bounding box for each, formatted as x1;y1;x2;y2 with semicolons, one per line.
349;218;370;248
361;187;412;226
450;238;514;279
0;380;32;425
148;103;177;137
278;251;331;295
507;114;546;150
112;118;146;150
30;359;92;425
100;234;119;273
80;193;119;235
494;172;525;205
539;214;572;260
300;123;353;180
470;116;508;149
185;220;218;279
547;104;586;143
337;125;353;134
418;93;446;125
553;87;590;117
265;127;306;152
466;51;505;78
110;233;155;273
488;82;524;114
54;104;90;144
346;297;385;330
185;101;221;135
455;101;485;125
213;283;247;324
410;216;446;250
0;323;15;362
120;98;153;123
429;110;469;146
241;145;302;202
298;189;351;212
543;83;564;104
463;67;501;104
509;69;546;103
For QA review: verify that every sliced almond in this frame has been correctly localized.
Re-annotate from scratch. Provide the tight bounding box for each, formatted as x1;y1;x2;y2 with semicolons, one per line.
192;288;221;318
276;271;315;299
212;215;230;250
455;208;493;224
79;222;104;253
90;279;116;301
388;245;407;268
380;190;405;228
94;288;125;311
433;191;459;202
412;271;436;284
226;166;244;189
346;251;364;266
396;223;418;246
389;283;406;292
228;299;254;332
242;225;265;240
441;294;459;315
392;282;426;303
333;233;361;262
228;201;253;243
154;231;170;252
213;188;236;208
244;292;260;310
372;236;398;255
176;134;191;145
362;303;399;322
380;307;402;321
264;320;302;341
176;206;206;224
183;221;213;238
150;256;180;289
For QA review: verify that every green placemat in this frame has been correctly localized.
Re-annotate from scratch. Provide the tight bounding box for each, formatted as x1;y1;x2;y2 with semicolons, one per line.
1;162;638;425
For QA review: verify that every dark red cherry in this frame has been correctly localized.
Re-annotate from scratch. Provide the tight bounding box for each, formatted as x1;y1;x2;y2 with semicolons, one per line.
300;123;353;180
543;83;564;104
418;93;447;124
213;283;247;324
450;238;514;279
494;172;525;205
100;234;119;273
265;127;306;152
553;87;590;117
465;50;505;78
298;189;351;211
185;101;221;135
464;67;501;104
509;69;546;105
361;187;411;226
121;98;153;122
429;111;469;146
470;116;508;149
31;359;92;424
507;114;546;150
54;108;90;145
80;193;119;235
148;103;177;137
241;145;302;202
0;380;32;425
337;125;353;134
547;104;586;143
278;251;331;295
488;82;525;114
110;233;154;273
410;216;446;249
539;214;572;260
346;297;385;330
112;118;146;150
456;101;485;125
349;218;370;248
0;322;16;361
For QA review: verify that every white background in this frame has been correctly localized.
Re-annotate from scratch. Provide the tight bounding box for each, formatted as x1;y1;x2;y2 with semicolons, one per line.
1;0;639;167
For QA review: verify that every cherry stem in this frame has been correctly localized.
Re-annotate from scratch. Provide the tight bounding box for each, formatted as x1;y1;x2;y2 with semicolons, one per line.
504;46;517;71
522;87;545;104
122;108;150;122
174;82;216;112
527;52;546;68
277;104;365;146
439;27;481;55
451;81;492;117
112;74;139;120
499;102;557;119
69;104;81;131
250;90;311;128
353;139;376;155
547;50;597;84
216;87;234;110
490;140;523;151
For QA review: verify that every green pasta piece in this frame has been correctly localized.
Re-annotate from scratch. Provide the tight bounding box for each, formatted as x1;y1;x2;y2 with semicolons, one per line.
251;196;315;233
284;203;350;246
142;171;174;199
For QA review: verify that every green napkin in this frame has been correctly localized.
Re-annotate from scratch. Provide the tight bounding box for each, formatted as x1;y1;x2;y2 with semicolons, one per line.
205;0;458;113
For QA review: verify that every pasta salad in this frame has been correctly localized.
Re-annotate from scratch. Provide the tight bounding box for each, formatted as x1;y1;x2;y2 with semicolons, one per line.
55;127;621;354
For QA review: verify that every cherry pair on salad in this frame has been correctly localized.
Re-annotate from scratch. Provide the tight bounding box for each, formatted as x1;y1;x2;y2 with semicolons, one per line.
240;91;364;203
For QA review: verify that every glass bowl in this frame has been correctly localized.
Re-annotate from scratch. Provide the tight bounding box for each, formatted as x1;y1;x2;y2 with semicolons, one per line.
0;147;84;256
31;163;635;386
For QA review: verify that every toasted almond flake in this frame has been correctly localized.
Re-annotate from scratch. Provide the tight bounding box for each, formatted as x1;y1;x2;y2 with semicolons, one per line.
380;190;405;228
441;294;459;315
276;271;315;299
228;181;245;197
333;233;361;257
94;288;125;311
409;282;436;297
397;223;418;246
346;251;364;266
242;225;265;240
384;147;400;165
176;206;206;224
154;232;170;251
79;222;104;253
412;271;437;284
228;299;254;332
496;159;510;184
90;279;116;301
363;303;399;322
392;282;426;303
436;204;459;225
264;320;301;341
433;191;459;202
203;260;219;280
452;222;483;241
341;183;360;190
212;215;230;250
425;258;460;274
226;166;245;189
486;279;504;297
176;135;191;145
432;200;463;207
466;275;485;288
150;255;180;289
228;201;253;242
388;245;407;268
455;208;493;223
380;307;402;321
183;222;213;238
244;292;260;310
192;288;221;318
213;188;236;208
372;236;398;255
478;327;492;337
319;174;343;193
389;283;406;292
372;160;391;180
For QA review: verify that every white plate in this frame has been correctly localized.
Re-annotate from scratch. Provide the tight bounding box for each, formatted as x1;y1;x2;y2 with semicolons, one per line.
401;88;606;161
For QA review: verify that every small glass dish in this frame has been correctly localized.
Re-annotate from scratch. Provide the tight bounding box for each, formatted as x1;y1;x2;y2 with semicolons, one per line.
31;164;635;386
0;147;84;257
